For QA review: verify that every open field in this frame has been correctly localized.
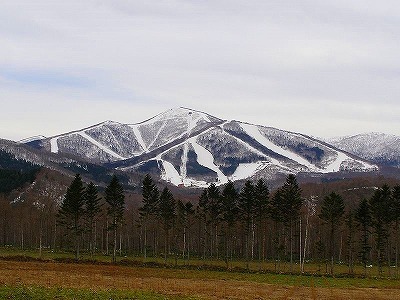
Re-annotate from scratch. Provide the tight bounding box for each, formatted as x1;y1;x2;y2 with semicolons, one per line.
1;258;400;299
0;247;397;278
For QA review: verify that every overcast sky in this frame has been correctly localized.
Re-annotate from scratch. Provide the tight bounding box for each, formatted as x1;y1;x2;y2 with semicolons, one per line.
1;0;399;141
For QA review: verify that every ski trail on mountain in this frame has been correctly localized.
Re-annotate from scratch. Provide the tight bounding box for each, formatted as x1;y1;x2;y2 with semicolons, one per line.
240;123;317;171
189;138;228;184
78;132;126;160
131;125;148;153
222;128;294;173
50;137;59;153
159;158;182;186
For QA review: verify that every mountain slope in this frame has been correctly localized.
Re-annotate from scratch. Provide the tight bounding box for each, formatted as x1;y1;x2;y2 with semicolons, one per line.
329;133;400;168
22;107;378;187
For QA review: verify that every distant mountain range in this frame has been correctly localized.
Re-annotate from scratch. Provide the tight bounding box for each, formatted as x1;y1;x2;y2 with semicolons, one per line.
328;133;400;168
11;107;386;188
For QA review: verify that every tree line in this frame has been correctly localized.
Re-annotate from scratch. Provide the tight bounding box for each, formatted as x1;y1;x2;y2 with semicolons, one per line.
1;171;400;277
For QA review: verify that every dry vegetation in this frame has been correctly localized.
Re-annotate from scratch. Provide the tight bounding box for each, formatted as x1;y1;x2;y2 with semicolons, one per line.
1;259;400;299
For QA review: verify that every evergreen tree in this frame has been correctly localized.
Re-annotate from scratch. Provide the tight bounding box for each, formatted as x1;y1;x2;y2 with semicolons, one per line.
277;174;303;273
238;180;255;269
158;187;176;263
253;179;270;265
369;184;392;275
139;174;159;259
220;180;238;268
355;198;372;276
57;174;85;260
197;188;209;259
84;182;102;258
207;183;221;258
319;192;345;275
177;200;195;261
105;175;125;263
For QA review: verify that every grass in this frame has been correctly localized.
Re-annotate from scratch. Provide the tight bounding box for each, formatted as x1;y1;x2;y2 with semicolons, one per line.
0;258;399;299
1;247;400;299
0;285;197;300
0;246;393;278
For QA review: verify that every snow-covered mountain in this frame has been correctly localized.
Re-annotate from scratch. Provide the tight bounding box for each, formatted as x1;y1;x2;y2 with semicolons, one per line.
25;107;377;187
329;133;400;168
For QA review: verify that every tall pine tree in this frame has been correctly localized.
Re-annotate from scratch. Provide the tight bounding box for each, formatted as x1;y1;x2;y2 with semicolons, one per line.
355;198;372;276
105;175;125;263
58;174;85;260
84;182;102;258
319;192;345;275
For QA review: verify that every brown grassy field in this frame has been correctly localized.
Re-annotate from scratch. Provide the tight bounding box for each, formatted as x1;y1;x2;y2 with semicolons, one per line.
1;260;400;299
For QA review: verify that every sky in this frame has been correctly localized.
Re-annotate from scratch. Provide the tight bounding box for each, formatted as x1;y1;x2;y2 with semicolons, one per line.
1;0;400;141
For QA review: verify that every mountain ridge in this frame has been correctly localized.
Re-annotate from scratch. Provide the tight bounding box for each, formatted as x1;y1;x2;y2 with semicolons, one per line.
14;107;388;187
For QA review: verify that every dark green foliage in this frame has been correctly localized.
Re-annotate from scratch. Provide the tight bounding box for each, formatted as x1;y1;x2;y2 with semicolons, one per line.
140;174;160;218
105;175;125;231
105;175;125;263
221;181;238;227
158;187;176;232
0;150;38;171
84;182;102;256
238;180;255;268
319;192;345;274
319;192;345;224
270;174;302;272
272;174;303;226
0;150;40;194
238;180;255;226
0;169;39;194
355;198;372;273
207;183;221;221
61;162;130;188
369;184;392;275
158;187;176;263
85;182;102;223
253;179;270;220
57;174;85;259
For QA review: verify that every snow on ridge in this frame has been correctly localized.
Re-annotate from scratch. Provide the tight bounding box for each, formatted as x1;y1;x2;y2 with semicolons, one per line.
77;131;126;160
18;135;46;143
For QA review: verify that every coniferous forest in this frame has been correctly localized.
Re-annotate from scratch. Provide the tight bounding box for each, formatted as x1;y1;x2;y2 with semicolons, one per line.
1;170;400;278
